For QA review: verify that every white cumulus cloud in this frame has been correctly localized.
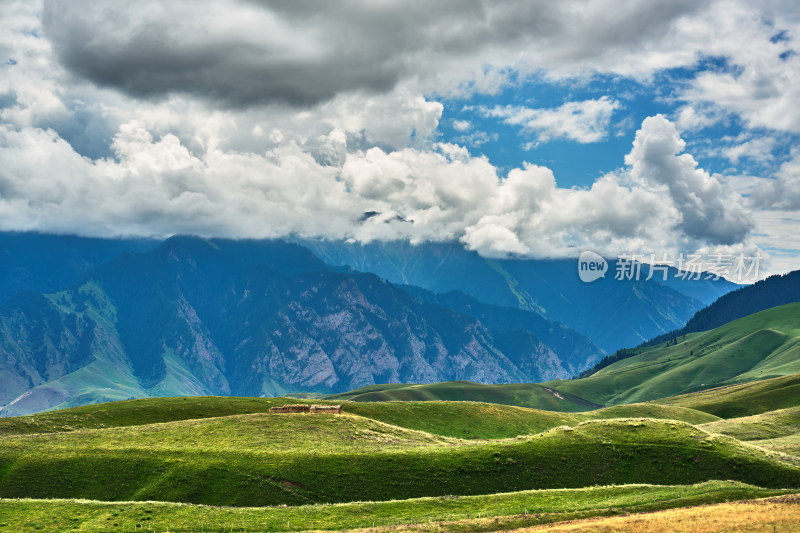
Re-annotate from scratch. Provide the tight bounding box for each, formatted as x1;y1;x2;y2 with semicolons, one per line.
474;97;620;146
625;115;753;245
0;114;755;260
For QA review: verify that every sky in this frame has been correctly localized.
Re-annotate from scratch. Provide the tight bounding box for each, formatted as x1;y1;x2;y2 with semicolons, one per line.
1;0;800;275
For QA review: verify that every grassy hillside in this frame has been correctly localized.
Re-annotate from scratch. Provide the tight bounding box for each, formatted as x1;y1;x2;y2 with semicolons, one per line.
345;401;719;439
0;396;717;441
700;406;800;442
647;268;800;347
583;404;719;424
0;396;285;435
698;406;800;458
656;373;800;418
517;493;800;533
327;381;602;411
750;435;800;457
0;394;798;531
549;303;800;406
0;482;790;533
1;408;799;506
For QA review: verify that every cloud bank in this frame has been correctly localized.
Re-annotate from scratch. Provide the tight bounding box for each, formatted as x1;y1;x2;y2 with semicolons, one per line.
0;113;752;260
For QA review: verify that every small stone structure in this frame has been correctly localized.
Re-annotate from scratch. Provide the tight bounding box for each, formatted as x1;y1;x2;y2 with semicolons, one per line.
310;404;342;414
270;404;342;414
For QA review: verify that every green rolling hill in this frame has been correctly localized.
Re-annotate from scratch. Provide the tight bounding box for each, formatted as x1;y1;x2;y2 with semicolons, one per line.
656;373;800;418
647;268;800;347
2;378;800;530
326;381;602;411
700;406;800;442
696;404;800;461
0;396;718;440
547;302;800;406
0;481;789;532
344;401;720;439
0;397;798;509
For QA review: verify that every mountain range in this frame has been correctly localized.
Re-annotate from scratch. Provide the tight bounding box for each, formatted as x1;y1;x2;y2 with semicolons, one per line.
0;236;589;415
0;233;739;415
296;239;737;351
327;302;800;416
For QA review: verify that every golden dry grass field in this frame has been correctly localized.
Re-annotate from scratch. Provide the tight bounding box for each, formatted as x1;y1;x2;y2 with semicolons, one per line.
357;494;800;532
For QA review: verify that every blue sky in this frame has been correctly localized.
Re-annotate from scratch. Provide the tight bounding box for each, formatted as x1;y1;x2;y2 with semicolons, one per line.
439;76;650;186
437;69;799;189
1;0;800;276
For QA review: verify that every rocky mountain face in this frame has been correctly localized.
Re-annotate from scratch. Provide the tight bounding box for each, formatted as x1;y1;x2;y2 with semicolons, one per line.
0;291;96;409
1;236;597;415
297;240;738;351
399;286;600;375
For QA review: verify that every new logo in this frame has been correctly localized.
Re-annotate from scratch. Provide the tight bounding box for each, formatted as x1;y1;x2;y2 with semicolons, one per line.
578;251;607;283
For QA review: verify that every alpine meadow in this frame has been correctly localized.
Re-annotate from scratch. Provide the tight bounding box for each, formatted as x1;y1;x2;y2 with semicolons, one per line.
3;1;800;532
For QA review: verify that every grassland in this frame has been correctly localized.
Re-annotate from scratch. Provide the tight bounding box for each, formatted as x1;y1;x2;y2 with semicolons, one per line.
0;482;792;533
0;393;798;531
749;435;800;456
695;406;800;460
548;303;800;406
345;401;719;439
515;493;800;532
655;373;800;418
0;396;285;435
3;344;800;531
700;406;800;441
327;381;601;411
1;402;799;508
4;296;800;531
0;395;718;440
